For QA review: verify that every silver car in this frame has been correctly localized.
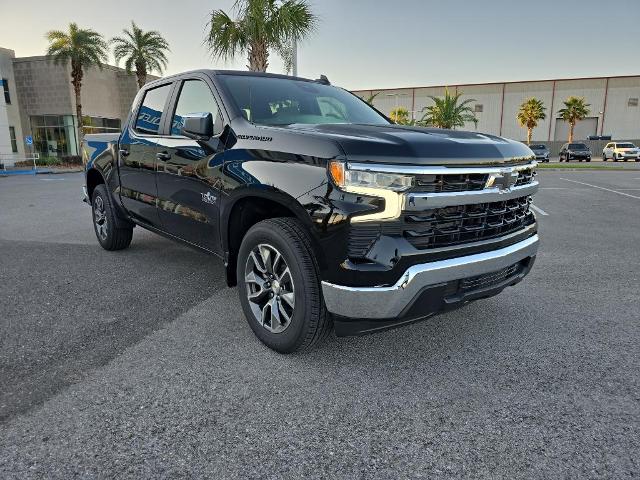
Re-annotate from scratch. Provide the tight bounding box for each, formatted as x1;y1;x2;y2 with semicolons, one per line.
529;144;550;162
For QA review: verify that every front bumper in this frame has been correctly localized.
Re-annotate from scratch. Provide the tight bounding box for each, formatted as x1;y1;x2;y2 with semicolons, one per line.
322;234;539;333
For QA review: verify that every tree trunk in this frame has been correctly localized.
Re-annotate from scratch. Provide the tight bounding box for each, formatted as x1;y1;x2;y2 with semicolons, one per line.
247;41;269;72
568;122;575;143
71;61;84;155
135;61;147;89
527;127;532;145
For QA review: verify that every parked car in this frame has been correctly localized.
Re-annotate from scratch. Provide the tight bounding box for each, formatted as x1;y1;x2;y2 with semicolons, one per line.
528;144;550;162
82;70;539;353
602;142;640;162
559;143;591;162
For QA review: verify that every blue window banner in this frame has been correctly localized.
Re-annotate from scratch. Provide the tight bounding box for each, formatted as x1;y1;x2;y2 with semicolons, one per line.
135;105;162;133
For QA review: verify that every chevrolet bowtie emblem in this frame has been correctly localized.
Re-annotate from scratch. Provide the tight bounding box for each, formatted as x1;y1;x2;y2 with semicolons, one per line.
486;169;519;192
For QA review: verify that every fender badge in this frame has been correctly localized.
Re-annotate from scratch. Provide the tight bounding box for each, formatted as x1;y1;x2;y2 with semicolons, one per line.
201;191;217;205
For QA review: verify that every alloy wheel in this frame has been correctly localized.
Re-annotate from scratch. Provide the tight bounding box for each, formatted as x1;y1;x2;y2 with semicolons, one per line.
93;195;108;241
244;243;295;334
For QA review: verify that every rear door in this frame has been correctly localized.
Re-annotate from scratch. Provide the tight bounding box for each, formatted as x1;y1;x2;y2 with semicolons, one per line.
118;83;173;227
155;76;227;252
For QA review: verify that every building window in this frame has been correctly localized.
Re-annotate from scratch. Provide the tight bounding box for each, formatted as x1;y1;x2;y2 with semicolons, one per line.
2;78;10;104
9;127;18;153
29;115;78;158
628;98;639;107
82;116;121;134
474;104;483;113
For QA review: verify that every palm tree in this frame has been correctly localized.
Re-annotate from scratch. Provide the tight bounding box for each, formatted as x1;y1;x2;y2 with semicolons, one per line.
111;21;170;89
517;98;547;145
558;96;591;142
46;23;108;147
390;107;410;125
206;0;317;72
363;92;380;106
420;88;477;129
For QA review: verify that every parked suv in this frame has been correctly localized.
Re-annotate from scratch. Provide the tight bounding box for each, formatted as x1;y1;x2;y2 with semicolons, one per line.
602;142;640;162
559;143;591;162
82;70;539;353
529;144;550;162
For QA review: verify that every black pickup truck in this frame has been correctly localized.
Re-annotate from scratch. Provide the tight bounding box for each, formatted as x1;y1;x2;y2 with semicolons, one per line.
82;70;539;353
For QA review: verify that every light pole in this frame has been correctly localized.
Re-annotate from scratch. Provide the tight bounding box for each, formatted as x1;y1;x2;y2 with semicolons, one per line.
292;39;298;77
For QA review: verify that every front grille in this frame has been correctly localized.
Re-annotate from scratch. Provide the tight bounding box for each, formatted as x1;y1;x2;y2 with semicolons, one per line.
412;173;488;193
348;195;535;258
411;166;536;193
460;263;521;291
515;167;536;186
403;196;534;250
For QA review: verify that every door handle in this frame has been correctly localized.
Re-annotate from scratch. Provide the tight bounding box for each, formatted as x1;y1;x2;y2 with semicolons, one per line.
156;152;171;161
119;149;130;157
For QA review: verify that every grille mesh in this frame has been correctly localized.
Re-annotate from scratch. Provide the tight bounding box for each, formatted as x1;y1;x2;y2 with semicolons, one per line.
348;195;535;258
460;263;521;291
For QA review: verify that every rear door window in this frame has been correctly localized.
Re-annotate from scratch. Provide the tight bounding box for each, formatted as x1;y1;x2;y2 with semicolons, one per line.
135;84;172;135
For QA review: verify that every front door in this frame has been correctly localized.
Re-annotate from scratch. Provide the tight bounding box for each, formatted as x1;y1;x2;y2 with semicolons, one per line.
118;83;173;228
155;78;226;252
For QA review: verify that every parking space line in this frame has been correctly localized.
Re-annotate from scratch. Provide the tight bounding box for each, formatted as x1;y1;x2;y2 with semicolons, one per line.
560;178;640;200
530;204;548;216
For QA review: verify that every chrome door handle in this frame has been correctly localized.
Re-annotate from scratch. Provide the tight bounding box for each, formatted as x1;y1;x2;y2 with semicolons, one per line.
156;152;171;161
119;149;130;157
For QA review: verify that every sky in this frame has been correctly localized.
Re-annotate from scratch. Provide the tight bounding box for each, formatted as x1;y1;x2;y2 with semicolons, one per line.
0;0;638;91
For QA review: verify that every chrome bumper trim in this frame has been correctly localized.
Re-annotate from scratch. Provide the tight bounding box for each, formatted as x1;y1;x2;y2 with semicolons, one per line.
347;161;537;175
321;234;539;319
404;181;538;209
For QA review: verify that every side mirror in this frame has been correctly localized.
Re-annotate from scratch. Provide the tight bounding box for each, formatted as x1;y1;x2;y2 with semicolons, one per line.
181;112;213;140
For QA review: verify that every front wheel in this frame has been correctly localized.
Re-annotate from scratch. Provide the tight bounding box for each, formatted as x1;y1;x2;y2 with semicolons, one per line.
237;217;331;353
91;184;133;251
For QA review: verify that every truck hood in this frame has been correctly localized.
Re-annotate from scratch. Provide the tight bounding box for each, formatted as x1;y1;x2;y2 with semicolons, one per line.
279;123;534;166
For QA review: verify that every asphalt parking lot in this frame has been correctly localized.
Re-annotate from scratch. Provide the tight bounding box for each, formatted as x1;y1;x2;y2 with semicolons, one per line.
1;171;639;479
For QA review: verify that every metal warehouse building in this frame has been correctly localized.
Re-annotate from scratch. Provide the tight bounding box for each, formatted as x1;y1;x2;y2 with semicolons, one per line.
353;75;640;144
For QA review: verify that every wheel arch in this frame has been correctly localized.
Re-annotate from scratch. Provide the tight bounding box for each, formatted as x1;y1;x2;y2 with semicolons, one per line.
222;189;323;287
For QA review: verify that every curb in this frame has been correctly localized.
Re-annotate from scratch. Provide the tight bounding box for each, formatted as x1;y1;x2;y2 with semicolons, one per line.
1;168;83;177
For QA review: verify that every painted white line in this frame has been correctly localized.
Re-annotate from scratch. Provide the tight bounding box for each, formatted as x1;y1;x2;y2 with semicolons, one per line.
530;204;548;216
559;178;640;200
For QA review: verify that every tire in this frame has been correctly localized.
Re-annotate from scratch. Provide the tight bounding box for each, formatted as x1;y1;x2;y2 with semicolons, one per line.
602;155;607;161
91;184;133;251
237;217;331;353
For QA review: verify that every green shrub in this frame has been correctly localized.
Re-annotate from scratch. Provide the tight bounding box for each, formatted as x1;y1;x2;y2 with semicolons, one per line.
35;156;62;166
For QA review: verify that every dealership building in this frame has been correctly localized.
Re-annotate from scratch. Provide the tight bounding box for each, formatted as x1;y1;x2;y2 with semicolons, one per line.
354;75;640;144
0;47;143;161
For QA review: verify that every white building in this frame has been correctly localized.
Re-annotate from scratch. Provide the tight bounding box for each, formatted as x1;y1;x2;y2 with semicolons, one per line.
353;75;640;143
0;47;25;160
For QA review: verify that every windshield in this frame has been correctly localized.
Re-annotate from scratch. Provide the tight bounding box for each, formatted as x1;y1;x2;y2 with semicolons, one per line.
617;143;636;149
217;74;389;126
569;143;588;149
530;145;546;150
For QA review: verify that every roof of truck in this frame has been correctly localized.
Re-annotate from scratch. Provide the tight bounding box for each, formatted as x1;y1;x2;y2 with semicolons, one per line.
144;69;320;88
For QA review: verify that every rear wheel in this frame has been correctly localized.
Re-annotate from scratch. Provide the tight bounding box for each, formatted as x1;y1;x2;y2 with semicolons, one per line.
91;184;133;251
237;217;331;353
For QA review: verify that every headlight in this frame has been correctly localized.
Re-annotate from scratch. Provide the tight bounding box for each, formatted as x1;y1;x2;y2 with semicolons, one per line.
329;161;414;192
